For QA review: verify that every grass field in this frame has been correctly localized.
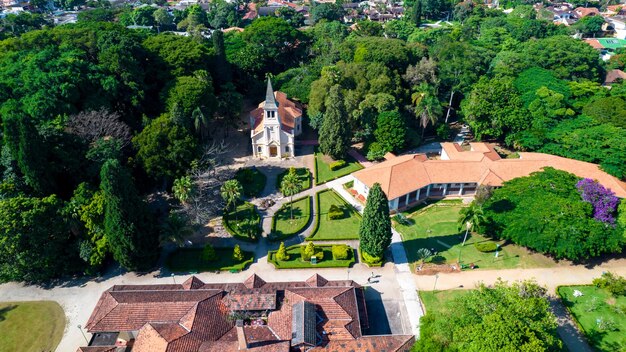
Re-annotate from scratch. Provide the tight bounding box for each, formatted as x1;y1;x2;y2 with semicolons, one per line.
558;285;626;351
223;202;261;242
235;168;267;197
166;247;254;272
268;244;355;269
308;190;361;241
272;196;312;240
395;203;557;270
419;289;472;314
314;149;363;185
0;301;65;352
277;167;311;191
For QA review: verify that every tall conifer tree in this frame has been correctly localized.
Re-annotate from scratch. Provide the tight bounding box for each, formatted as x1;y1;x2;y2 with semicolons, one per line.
319;85;350;160
359;183;391;258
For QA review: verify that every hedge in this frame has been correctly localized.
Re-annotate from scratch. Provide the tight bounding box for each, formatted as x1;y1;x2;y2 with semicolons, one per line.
360;248;383;267
267;244;355;269
332;244;350;260
329;160;346;171
474;241;498;253
327;204;343;220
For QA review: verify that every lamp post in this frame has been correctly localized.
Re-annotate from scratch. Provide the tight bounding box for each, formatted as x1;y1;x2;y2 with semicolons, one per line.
171;273;176;284
458;221;471;266
432;274;439;293
77;324;88;344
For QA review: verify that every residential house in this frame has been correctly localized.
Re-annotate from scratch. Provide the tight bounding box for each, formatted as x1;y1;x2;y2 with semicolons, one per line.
250;79;303;159
604;69;626;86
77;274;415;352
575;6;600;17
585;37;626;60
352;142;626;212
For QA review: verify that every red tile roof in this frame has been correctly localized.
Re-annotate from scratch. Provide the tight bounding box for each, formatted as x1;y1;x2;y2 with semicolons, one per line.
605;69;626;85
251;91;302;135
80;274;409;352
353;142;626;200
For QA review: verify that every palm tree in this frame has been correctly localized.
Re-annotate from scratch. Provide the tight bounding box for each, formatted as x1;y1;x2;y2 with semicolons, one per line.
160;213;194;246
172;176;196;204
458;203;485;246
412;84;442;138
416;248;433;270
281;168;302;220
221;179;243;220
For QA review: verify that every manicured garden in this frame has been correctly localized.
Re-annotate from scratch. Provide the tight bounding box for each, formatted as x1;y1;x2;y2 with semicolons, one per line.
394;202;557;270
268;243;355;269
277;167;311;191
308;189;361;241
166;246;254;272
558;278;626;351
314;148;363;184
235;167;267;197
271;196;312;241
223;202;261;242
0;301;65;352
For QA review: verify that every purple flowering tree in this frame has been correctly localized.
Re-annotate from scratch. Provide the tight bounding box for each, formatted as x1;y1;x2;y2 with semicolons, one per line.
576;178;620;224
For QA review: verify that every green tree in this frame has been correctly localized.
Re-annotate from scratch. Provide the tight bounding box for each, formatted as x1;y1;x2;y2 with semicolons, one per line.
458;203;485;246
359;183;391;259
276;7;305;27
67;183;107;270
319;85;350;160
414;280;562;351
172;176;196;204
153;8;173;33
202;243;217;261
221;179;242;215
233;244;244;261
0;195;80;283
582;96;626;128
311;3;344;23
165;70;217;120
462;76;528;140
412;1;422;26
374;111;406;153
571;15;604;38
354;20;383;36
159;212;194;246
276;241;289;260
242;17;306;73
281;167;303;220
133;114;199;182
482;168;625;261
212;30;232;85
100;159;159;271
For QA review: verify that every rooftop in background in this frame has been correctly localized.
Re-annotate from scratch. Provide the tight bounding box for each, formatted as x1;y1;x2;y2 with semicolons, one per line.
584;38;626;50
78;274;414;352
353;142;626;200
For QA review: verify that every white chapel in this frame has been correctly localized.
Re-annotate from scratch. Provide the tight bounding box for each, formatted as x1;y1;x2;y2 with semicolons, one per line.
249;79;303;158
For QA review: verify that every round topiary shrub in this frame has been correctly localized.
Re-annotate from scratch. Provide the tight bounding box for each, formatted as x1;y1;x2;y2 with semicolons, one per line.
474;241;498;252
332;245;350;260
328;204;344;220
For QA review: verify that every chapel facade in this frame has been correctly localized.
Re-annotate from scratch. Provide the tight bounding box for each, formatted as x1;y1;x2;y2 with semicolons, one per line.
250;79;303;159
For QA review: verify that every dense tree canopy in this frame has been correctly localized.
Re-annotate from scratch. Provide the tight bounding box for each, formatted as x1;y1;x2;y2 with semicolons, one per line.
482;168;625;261
415;280;562;351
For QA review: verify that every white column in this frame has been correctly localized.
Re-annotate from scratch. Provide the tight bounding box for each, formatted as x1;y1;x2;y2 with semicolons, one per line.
459;184;464;196
443;184;448;196
405;193;410;205
417;188;421;199
426;184;431;197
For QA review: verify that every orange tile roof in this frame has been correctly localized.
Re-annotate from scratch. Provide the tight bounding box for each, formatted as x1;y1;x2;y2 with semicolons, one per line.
605;69;626;84
80;274;409;352
251;91;302;135
353;142;626;200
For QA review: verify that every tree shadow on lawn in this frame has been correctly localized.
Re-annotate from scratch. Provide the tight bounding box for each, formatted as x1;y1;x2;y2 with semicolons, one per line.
0;304;17;322
275;207;304;222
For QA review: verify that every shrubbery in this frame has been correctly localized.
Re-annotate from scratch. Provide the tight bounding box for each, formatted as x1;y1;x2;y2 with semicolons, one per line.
202;244;217;261
366;142;386;161
276;242;289;261
361;250;382;266
300;242;323;261
331;245;351;260
329;160;346;171
328;204;344;220
593;272;626;296
474;241;498;252
232;244;244;261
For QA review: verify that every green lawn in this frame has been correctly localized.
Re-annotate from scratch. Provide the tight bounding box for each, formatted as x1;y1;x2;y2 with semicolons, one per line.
559;285;626;351
271;196;312;241
223;202;261;242
235;167;267;197
166;247;254;272
268;244;355;269
419;289;473;314
277;167;312;191
394;203;557;270
308;190;361;241
314;148;364;185
0;301;65;352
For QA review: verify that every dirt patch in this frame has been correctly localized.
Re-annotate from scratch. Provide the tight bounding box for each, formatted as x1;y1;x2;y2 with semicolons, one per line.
414;263;462;275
